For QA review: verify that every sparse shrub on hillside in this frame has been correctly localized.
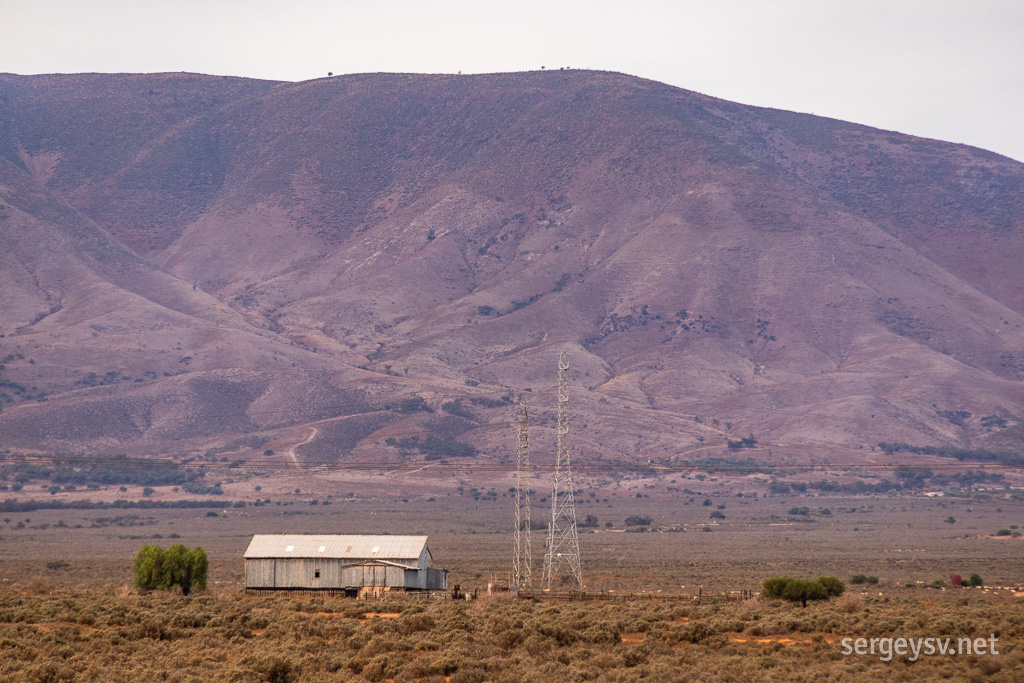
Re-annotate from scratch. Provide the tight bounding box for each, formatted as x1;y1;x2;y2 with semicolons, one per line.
469;396;505;408
441;400;475;420
936;409;972;427
388;396;432;413
726;435;757;450
980;414;1008;429
386;434;477;459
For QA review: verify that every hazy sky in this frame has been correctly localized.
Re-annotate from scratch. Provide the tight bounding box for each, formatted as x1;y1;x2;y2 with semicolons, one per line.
4;0;1023;162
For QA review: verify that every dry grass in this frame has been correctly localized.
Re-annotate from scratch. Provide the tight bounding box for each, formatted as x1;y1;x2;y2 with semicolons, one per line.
2;491;1023;680
0;588;1022;681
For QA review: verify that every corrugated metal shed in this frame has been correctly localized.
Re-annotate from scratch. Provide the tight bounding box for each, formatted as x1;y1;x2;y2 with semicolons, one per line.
244;534;430;564
243;534;448;592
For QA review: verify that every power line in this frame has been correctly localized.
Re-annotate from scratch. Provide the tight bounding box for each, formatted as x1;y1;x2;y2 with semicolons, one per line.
0;452;1018;474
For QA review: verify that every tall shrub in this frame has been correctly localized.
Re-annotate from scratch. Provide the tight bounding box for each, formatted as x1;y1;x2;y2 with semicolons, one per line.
186;546;209;594
132;544;208;594
133;545;166;591
762;575;844;607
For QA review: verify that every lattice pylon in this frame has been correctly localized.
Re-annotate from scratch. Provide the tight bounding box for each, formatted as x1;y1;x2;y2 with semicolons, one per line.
512;395;532;590
543;351;583;589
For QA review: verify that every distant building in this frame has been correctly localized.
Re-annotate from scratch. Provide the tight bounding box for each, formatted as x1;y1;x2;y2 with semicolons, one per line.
243;534;448;595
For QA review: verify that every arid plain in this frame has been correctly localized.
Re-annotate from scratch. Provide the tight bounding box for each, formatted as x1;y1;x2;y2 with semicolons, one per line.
3;482;1024;681
2;69;1024;680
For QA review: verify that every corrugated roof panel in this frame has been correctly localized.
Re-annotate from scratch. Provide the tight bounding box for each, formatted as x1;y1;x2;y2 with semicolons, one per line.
243;534;430;561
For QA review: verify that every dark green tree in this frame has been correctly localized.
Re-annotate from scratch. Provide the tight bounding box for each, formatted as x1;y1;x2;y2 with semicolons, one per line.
817;575;845;597
187;547;209;594
164;544;190;593
132;544;208;595
133;544;166;591
781;579;826;607
762;576;844;607
761;576;791;598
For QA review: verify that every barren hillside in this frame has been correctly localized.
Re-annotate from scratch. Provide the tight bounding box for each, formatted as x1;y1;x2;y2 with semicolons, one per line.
1;70;1022;470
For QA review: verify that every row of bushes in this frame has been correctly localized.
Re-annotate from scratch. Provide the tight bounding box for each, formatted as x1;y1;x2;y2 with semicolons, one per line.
878;442;1024;466
384;435;478;459
2;455;200;487
0;498;229;512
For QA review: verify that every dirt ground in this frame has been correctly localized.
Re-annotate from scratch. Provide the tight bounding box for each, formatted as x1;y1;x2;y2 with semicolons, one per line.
2;474;1022;594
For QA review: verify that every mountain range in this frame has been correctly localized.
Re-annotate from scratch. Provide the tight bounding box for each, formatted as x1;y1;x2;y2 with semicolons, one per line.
1;70;1022;473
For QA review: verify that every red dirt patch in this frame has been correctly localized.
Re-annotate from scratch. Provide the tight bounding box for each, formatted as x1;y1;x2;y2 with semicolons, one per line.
359;612;402;623
730;633;842;646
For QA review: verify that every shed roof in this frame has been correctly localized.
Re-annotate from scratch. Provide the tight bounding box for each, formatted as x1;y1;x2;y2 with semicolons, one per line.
243;534;430;561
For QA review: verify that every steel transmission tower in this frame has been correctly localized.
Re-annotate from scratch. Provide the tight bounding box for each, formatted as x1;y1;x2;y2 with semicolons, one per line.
543;352;583;589
512;395;532;589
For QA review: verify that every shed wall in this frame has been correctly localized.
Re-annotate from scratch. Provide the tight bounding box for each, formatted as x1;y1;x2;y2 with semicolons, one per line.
418;547;430;570
425;567;448;590
245;559;428;589
245;559;276;588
